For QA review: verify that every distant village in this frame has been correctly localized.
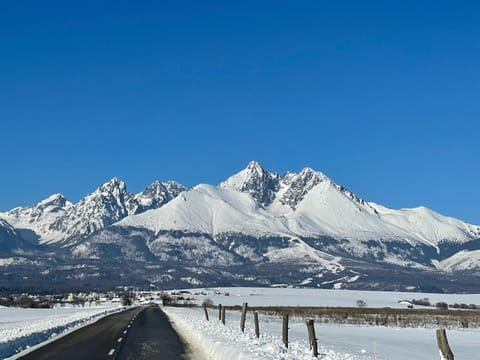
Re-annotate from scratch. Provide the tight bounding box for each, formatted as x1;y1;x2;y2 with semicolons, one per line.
0;287;230;308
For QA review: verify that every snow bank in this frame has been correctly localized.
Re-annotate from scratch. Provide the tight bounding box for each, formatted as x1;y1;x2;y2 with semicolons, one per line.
0;303;124;359
164;306;356;360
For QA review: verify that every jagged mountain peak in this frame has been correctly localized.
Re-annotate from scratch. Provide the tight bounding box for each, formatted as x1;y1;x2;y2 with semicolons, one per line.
221;161;270;187
37;193;71;209
220;161;280;208
133;179;187;213
246;160;265;173
97;177;128;194
299;166;328;178
279;168;329;209
48;177;135;240
143;180;175;194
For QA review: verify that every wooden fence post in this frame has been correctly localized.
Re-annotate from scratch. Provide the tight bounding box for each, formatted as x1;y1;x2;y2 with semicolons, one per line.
282;313;289;348
254;311;260;338
240;303;248;332
306;319;318;357
203;303;209;321
221;305;226;325
436;328;454;360
218;304;222;320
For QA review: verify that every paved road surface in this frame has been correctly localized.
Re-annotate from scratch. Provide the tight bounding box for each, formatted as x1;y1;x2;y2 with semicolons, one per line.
19;306;188;360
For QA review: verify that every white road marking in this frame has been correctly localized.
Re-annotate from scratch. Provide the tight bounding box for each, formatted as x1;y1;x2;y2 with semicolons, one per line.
117;337;123;342
108;349;115;356
123;330;127;334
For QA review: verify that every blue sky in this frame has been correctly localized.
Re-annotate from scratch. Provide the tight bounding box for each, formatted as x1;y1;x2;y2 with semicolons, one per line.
1;1;479;223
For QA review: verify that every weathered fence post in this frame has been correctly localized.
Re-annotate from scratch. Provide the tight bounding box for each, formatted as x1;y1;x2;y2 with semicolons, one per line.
254;311;260;338
218;304;222;320
240;303;248;332
282;313;289;348
306;319;318;357
436;328;454;360
203;303;209;321
221;305;226;325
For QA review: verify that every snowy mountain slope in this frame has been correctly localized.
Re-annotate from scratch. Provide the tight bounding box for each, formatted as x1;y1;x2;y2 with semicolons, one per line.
439;250;480;273
120;163;479;249
0;194;72;244
369;202;480;246
278;179;416;242
119;184;292;237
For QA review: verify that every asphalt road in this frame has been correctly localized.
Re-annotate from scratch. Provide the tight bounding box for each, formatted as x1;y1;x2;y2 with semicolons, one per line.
18;306;188;360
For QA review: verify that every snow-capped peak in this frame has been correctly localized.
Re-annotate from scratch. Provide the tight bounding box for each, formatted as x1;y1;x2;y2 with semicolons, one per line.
36;193;71;209
220;161;281;207
246;160;264;173
97;177;127;196
133;180;186;213
48;177;136;239
221;161;268;189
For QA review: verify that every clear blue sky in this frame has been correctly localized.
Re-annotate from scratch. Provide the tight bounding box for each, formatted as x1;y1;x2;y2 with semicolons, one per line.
1;1;479;223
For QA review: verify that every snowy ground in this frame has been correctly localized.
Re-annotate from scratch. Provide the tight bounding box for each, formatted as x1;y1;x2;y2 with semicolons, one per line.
2;287;479;360
164;305;480;360
163;287;480;360
180;287;480;308
0;303;124;359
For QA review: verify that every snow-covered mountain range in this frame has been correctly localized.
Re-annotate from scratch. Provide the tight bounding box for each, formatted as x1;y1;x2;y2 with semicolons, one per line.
1;161;480;292
1;178;186;244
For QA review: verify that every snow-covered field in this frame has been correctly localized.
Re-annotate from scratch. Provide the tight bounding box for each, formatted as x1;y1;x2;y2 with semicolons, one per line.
164;287;480;360
180;286;480;308
165;306;480;360
0;303;124;359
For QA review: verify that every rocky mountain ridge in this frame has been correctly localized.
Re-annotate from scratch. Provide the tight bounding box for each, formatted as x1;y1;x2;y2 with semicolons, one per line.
1;178;186;244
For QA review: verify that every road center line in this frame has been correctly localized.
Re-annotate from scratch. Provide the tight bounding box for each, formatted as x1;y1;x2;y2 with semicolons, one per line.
108;349;115;356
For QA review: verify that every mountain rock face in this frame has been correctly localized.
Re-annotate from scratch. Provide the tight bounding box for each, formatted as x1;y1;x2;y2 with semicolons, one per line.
1;161;480;292
134;180;186;214
220;161;281;207
279;168;324;209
